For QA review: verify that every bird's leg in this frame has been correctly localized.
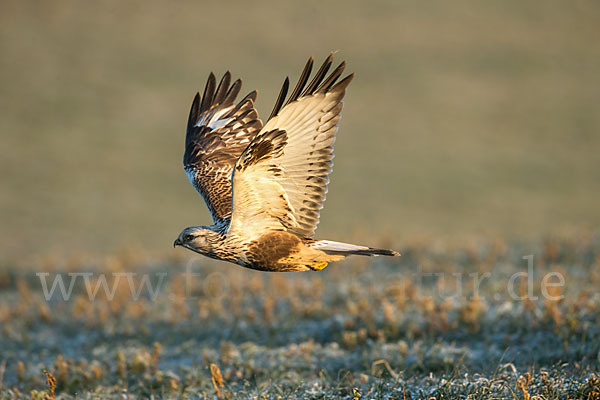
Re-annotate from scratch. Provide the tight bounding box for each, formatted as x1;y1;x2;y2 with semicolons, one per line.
310;261;328;271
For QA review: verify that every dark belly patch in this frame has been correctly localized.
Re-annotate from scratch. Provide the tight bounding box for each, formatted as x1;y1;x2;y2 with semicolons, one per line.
247;231;302;271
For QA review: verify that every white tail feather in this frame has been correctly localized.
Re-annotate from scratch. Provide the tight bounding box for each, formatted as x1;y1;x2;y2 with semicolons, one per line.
313;240;370;252
312;240;400;257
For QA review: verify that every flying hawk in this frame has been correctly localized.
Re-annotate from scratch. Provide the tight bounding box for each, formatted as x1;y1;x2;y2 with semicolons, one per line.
174;55;399;271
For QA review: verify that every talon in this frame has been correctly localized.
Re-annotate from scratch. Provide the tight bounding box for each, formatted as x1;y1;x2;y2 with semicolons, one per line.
313;261;328;271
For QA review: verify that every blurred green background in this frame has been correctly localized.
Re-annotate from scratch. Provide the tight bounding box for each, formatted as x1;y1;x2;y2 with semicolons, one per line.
1;0;599;262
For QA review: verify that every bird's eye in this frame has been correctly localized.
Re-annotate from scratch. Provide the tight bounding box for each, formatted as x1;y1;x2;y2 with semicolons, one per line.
184;234;195;242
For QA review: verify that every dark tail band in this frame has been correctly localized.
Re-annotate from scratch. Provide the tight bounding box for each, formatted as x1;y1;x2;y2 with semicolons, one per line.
349;248;400;257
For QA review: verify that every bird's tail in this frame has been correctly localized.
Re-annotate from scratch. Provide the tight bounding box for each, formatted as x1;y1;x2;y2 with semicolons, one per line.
312;240;400;257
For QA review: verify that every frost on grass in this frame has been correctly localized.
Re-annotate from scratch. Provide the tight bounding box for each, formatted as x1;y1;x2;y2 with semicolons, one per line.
1;234;599;398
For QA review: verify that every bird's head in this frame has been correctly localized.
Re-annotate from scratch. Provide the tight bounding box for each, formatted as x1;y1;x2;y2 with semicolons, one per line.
174;226;221;255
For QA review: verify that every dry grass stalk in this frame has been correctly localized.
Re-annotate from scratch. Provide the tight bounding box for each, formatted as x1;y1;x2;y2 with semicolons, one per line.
152;342;162;370
16;361;25;382
210;363;225;398
0;360;5;391
42;369;56;399
371;359;398;380
516;372;531;400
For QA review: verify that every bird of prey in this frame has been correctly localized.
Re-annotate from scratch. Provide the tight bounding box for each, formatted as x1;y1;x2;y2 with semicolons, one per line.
174;55;399;271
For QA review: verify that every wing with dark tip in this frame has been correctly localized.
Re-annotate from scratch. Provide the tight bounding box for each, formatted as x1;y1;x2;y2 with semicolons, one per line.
184;72;263;223
229;55;353;239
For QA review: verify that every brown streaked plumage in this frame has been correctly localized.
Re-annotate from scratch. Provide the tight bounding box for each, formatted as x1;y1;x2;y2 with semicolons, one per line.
175;54;399;272
184;72;262;224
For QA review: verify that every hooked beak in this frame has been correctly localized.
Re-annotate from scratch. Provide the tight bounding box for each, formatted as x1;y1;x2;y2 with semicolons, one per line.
173;237;182;248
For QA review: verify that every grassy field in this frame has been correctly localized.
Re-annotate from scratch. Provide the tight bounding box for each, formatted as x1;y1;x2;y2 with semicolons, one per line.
1;1;600;262
1;234;599;398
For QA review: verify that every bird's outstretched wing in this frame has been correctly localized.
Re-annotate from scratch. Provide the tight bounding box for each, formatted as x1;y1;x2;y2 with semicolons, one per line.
184;72;263;224
228;55;353;239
